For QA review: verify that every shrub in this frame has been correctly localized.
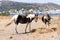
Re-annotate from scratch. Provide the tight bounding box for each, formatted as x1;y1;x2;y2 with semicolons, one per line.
0;11;9;16
25;12;31;15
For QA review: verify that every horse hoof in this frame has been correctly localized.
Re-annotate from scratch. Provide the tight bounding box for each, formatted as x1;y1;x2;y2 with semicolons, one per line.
30;30;32;32
25;32;27;34
16;32;18;34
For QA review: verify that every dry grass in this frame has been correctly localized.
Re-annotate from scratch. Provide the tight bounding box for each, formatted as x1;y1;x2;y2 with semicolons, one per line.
0;16;60;40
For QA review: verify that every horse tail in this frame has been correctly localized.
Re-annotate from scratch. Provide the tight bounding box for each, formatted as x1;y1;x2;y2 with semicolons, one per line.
5;16;15;27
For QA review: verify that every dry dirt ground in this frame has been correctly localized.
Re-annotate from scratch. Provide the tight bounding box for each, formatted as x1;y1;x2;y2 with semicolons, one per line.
0;16;60;40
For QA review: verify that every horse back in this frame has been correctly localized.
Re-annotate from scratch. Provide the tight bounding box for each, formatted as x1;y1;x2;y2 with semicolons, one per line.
16;15;28;24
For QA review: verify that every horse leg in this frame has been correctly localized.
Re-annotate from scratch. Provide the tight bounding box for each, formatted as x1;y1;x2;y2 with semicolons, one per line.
44;20;47;28
29;23;31;32
15;24;18;34
46;22;49;28
25;23;29;33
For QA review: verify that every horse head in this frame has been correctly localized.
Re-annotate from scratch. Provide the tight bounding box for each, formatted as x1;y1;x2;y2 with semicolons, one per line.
35;13;38;22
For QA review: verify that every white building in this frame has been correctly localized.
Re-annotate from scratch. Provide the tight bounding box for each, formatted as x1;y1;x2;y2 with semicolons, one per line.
9;9;18;16
46;9;60;14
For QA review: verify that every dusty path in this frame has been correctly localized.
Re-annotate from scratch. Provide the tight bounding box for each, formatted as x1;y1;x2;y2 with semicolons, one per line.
0;16;60;40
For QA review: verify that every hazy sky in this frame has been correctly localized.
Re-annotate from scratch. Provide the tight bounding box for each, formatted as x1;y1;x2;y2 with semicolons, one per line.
1;0;60;5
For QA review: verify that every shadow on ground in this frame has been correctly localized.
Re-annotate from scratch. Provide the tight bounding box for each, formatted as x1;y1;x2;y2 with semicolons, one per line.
12;27;57;35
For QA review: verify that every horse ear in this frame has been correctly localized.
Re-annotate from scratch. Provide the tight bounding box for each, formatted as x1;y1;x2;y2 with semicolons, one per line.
35;13;38;16
26;14;28;16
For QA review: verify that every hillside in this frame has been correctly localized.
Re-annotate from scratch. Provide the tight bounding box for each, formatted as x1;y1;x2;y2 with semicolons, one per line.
0;1;60;11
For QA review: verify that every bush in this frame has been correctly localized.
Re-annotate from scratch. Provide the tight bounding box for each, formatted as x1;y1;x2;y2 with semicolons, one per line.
0;11;9;16
25;12;31;15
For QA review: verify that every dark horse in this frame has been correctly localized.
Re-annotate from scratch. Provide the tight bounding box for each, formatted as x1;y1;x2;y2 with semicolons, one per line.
6;13;38;34
42;13;51;28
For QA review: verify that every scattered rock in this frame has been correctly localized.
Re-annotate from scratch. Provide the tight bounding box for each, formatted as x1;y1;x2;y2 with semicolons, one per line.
10;36;13;39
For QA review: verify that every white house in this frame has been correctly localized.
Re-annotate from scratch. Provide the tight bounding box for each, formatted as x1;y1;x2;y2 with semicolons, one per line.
45;9;60;14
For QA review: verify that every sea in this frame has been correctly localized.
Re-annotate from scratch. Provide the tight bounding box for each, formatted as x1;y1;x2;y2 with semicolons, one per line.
38;13;60;16
9;13;60;16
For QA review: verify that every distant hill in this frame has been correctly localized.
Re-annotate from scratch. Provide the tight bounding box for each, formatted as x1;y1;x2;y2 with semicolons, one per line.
0;1;60;11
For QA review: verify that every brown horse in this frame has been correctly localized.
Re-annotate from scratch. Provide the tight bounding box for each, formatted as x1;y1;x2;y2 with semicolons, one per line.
6;13;38;34
42;13;51;28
